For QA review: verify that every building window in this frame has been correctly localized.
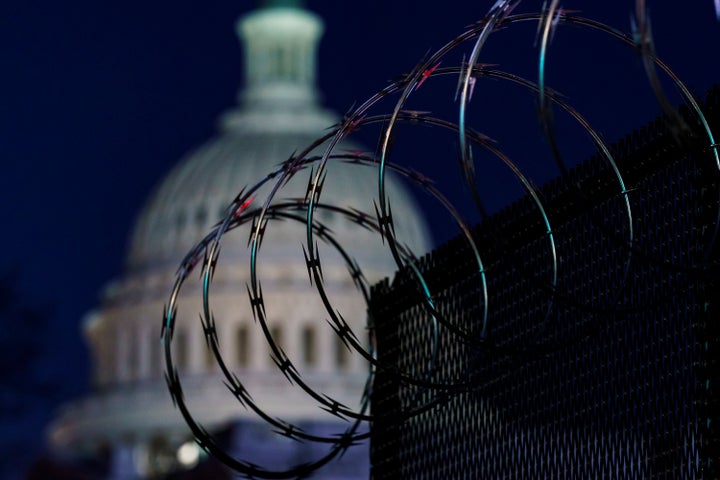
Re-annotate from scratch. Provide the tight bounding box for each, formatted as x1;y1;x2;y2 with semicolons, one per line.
154;337;164;378
127;326;137;379
302;325;317;367
102;334;116;385
174;329;188;370
204;336;215;371
320;208;333;224
176;211;186;232
236;325;249;368
271;46;282;77
279;45;290;79
196;205;207;225
335;335;350;369
269;325;283;366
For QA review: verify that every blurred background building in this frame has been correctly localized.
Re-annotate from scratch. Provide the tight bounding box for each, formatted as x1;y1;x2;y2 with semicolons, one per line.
47;1;431;478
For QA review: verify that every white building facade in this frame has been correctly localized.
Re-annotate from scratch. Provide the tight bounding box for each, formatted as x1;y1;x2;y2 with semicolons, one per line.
49;1;431;478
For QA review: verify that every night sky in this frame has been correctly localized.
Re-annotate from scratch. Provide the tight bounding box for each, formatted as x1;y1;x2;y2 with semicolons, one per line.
1;0;719;474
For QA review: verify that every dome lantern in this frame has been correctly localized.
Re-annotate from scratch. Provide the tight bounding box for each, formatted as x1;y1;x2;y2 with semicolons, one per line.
238;1;322;110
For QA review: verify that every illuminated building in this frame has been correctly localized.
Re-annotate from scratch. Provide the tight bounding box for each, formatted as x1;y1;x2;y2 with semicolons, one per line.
49;1;431;477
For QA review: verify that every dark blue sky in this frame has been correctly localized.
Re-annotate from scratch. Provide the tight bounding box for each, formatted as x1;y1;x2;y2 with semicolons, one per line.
0;0;719;463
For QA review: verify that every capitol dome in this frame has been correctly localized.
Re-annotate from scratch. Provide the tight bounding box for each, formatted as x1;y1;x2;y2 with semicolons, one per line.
49;1;432;477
